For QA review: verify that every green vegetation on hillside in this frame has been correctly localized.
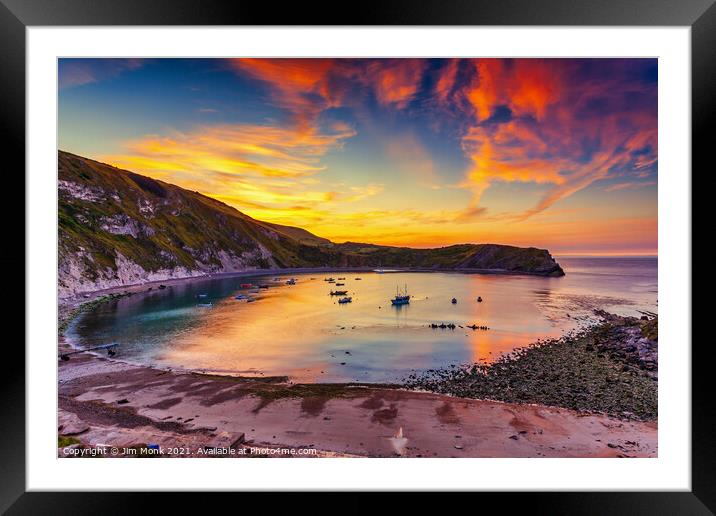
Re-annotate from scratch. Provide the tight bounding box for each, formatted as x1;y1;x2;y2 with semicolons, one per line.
58;150;564;290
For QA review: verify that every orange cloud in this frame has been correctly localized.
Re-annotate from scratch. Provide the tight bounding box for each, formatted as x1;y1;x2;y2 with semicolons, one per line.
107;122;356;179
466;60;502;121
509;60;562;120
451;59;657;219
230;58;339;126
101;121;362;213
434;59;461;104
365;59;427;109
230;58;428;119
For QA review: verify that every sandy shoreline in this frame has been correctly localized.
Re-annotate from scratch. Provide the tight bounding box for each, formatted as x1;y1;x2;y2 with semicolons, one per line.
58;341;657;458
57;270;657;458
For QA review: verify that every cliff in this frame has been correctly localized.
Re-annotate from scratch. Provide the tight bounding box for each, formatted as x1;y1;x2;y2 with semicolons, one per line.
58;151;564;297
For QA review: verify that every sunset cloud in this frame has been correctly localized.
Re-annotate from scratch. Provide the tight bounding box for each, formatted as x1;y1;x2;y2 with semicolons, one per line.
230;58;429;120
105;122;356;179
364;59;427;109
61;58;657;254
230;59;340;126
454;59;657;219
101;120;371;226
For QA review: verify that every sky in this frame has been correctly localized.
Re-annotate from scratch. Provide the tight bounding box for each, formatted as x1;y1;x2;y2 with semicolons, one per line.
58;58;658;255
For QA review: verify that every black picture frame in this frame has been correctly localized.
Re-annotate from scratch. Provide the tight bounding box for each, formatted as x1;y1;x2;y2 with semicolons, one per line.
2;0;708;512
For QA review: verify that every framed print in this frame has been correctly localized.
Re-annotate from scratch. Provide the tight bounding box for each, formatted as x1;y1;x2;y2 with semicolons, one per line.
3;0;711;511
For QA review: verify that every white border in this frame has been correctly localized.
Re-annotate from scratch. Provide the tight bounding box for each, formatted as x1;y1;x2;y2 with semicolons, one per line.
27;27;690;491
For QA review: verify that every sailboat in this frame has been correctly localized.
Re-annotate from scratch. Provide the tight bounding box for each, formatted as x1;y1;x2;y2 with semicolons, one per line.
391;284;410;306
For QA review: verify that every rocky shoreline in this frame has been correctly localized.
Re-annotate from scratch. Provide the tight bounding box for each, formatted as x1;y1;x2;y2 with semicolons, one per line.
403;311;658;421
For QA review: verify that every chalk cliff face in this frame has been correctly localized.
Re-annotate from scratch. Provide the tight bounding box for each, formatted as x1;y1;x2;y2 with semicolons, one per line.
58;151;564;298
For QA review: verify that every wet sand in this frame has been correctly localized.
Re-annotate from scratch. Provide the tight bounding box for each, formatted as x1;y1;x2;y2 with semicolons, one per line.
58;338;657;458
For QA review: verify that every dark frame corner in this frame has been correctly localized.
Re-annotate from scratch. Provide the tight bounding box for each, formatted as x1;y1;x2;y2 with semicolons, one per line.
3;0;709;513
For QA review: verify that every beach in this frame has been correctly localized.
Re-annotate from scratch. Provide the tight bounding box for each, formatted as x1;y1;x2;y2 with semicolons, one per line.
58;338;656;458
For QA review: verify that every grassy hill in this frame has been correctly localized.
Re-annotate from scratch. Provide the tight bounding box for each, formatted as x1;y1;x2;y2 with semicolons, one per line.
58;151;564;297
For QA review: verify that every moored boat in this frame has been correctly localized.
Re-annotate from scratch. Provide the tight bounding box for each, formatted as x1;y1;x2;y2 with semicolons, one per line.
338;296;352;304
330;290;348;296
391;285;410;306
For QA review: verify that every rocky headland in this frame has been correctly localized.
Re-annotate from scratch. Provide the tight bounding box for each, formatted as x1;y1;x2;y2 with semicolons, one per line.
59;150;564;298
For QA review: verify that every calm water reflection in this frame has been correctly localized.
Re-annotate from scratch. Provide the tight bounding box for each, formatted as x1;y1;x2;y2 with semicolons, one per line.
68;257;657;383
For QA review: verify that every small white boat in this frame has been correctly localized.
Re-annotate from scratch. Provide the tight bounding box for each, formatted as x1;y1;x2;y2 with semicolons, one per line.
197;302;213;308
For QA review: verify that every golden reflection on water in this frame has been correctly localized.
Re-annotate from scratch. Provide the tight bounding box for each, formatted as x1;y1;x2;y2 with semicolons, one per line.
155;272;568;382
